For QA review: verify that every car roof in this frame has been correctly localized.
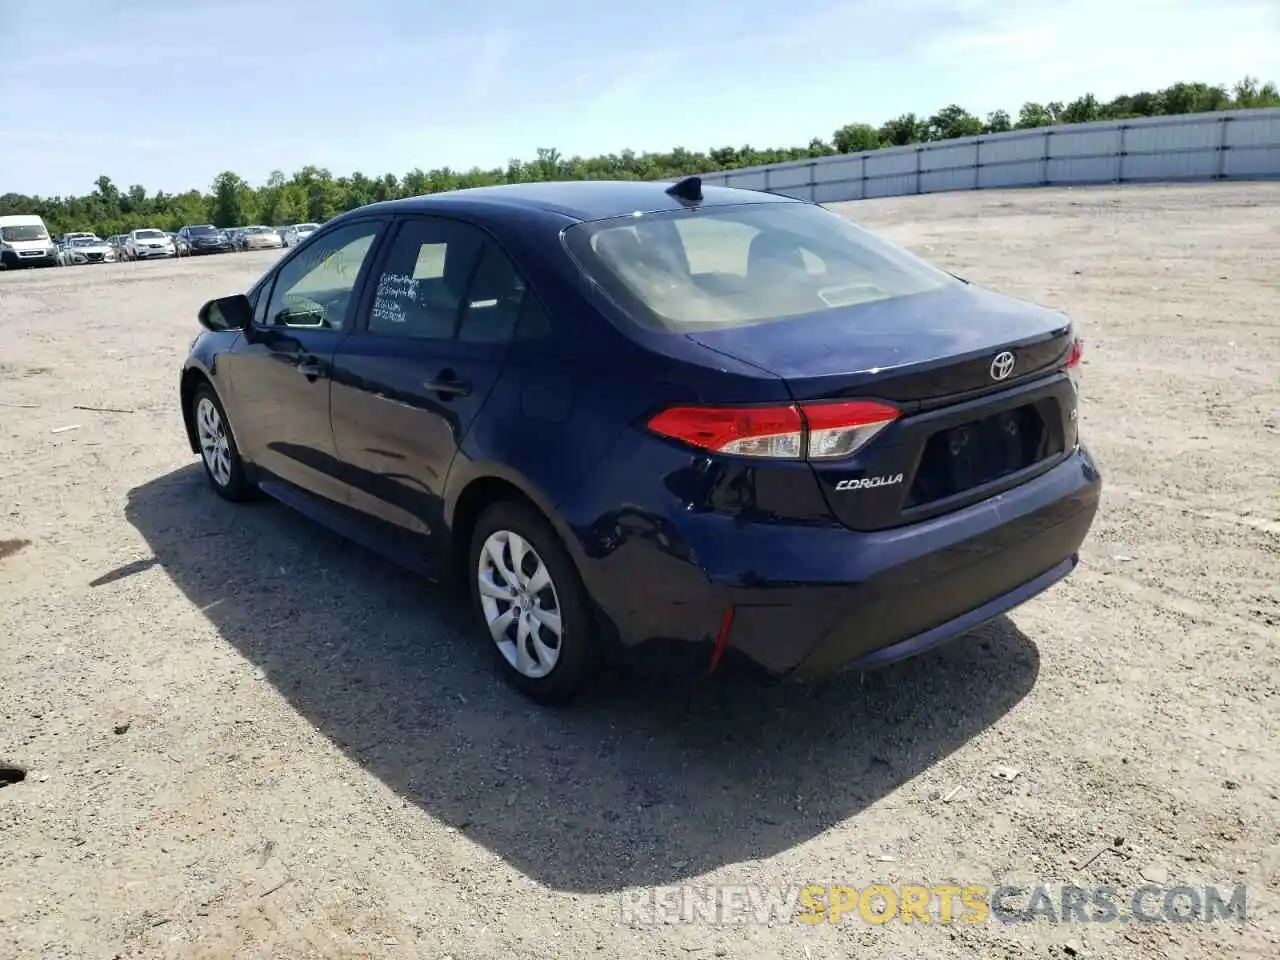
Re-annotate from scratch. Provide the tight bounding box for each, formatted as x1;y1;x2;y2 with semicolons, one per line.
334;180;802;226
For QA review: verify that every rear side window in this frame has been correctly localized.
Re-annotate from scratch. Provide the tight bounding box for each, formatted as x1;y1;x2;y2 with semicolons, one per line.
564;202;955;333
364;217;535;344
367;218;484;339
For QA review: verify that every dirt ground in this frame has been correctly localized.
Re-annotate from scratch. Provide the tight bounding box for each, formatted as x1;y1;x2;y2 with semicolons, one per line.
1;183;1277;960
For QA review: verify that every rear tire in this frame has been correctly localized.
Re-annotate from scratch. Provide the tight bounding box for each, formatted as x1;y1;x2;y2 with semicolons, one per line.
191;382;254;502
468;501;598;705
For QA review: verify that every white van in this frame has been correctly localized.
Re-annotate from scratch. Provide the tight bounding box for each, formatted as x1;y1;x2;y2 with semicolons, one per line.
0;215;59;268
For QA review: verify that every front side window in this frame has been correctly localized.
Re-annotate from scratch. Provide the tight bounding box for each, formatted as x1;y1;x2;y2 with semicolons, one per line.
564;201;956;333
261;221;382;330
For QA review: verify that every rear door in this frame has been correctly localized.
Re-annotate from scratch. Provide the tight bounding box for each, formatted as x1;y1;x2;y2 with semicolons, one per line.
328;215;527;542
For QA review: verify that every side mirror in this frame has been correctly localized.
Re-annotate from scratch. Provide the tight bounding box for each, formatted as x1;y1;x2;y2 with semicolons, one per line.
198;293;254;333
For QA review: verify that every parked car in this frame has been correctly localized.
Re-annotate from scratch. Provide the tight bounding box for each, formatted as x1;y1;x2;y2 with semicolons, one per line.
59;235;116;265
165;231;190;256
127;228;177;260
0;214;59;268
280;222;320;247
177;224;233;255
236;225;284;251
180;179;1101;704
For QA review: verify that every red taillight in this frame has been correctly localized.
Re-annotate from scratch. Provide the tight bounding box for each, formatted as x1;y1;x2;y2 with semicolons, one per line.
1064;338;1084;390
646;404;805;459
646;400;899;460
801;400;901;460
1065;338;1084;370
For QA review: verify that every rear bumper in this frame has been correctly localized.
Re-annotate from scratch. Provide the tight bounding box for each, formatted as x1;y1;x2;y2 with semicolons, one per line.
585;444;1101;681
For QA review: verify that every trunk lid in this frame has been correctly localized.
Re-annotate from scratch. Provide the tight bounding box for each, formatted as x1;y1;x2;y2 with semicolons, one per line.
687;283;1073;406
688;283;1079;532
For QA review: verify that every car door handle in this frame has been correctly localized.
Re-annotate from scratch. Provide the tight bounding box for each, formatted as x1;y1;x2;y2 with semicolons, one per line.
423;376;471;398
296;358;327;380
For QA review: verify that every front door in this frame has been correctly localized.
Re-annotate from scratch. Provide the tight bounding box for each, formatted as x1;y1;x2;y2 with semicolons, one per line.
224;218;386;504
329;215;528;546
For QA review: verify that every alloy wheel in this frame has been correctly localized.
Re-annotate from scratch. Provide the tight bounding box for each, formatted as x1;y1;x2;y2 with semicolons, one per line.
195;396;233;488
477;530;563;679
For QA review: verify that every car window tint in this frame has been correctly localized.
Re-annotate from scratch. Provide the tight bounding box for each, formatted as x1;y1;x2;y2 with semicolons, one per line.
567;203;953;332
366;218;484;340
457;242;527;344
672;217;756;276
262;222;381;330
412;243;447;280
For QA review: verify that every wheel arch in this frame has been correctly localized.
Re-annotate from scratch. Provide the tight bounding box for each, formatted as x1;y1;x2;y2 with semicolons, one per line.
181;361;241;457
180;366;212;454
446;466;587;583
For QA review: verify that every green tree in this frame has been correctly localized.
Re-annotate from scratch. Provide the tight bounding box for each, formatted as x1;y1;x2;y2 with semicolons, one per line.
211;171;252;227
1016;102;1054;128
878;113;925;146
833;123;880;153
926;105;984;141
1061;94;1101;125
984;110;1013;134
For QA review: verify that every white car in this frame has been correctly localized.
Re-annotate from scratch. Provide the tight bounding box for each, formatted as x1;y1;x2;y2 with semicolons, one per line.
59;236;116;265
281;222;320;247
126;228;177;260
238;225;284;251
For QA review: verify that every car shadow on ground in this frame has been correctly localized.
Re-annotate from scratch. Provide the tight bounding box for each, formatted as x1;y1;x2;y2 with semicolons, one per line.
114;464;1041;894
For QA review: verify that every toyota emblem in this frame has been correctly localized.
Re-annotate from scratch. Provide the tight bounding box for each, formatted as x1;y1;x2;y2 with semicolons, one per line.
990;351;1016;381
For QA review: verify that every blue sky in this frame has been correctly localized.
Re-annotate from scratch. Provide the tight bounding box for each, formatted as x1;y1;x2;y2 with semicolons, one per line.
1;0;1276;197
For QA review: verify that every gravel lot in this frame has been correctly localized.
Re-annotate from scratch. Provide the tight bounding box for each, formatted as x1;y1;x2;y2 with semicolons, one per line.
2;183;1277;960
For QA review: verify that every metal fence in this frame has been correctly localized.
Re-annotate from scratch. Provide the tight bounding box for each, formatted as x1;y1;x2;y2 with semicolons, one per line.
695;108;1280;203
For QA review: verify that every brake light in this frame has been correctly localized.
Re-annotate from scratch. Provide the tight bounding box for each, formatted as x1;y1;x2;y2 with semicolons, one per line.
1064;338;1084;388
802;400;901;459
646;400;899;460
1065;338;1084;370
646;404;804;458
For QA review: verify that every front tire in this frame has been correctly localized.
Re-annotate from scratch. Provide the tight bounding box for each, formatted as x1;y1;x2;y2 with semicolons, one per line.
468;501;598;705
191;382;254;502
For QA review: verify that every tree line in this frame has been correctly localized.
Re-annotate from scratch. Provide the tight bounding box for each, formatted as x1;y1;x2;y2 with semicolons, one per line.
3;77;1275;238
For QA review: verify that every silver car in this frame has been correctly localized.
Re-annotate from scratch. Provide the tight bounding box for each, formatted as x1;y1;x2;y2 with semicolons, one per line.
59;236;117;265
281;222;320;247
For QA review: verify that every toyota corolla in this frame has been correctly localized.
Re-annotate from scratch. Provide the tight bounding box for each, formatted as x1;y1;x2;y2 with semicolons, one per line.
179;179;1101;704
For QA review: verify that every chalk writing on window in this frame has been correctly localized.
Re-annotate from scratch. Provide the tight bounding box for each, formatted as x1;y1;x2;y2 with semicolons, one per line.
371;272;416;324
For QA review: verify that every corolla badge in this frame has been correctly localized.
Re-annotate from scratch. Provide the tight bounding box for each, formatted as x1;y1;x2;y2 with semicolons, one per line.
990;351;1016;381
835;474;904;491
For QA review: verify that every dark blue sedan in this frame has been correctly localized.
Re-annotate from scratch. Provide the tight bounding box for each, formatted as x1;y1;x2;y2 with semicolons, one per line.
180;177;1101;703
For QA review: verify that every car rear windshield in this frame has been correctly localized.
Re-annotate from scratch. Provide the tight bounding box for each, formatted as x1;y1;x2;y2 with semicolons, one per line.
188;225;217;236
1;225;50;242
297;224;319;231
134;229;165;239
563;201;955;333
244;226;269;234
